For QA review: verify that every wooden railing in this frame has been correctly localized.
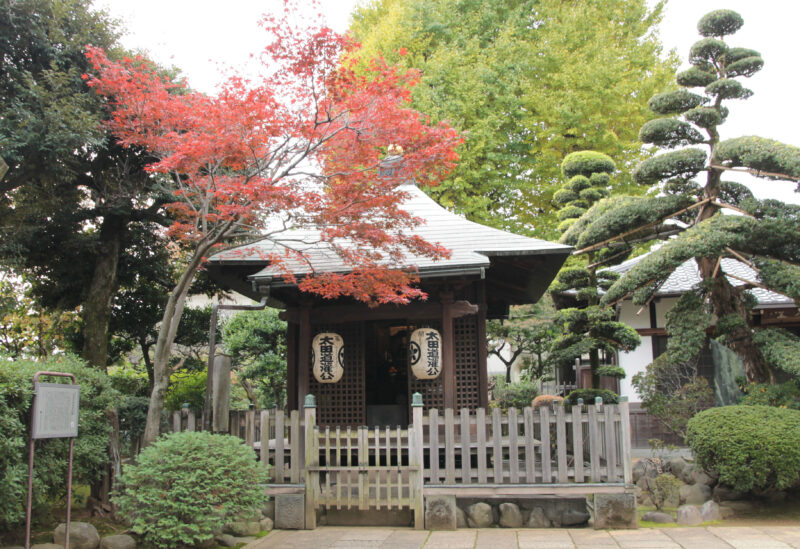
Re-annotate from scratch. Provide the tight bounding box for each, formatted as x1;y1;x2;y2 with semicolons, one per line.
422;401;632;486
171;396;633;493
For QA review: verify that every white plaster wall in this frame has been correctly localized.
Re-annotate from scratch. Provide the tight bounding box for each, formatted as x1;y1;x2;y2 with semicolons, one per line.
617;302;651;329
654;297;680;328
618;336;653;402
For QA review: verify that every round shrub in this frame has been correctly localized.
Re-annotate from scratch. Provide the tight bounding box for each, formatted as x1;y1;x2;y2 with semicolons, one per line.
648;89;706;115
114;431;267;548
697;9;744;38
491;377;538;411
0;355;118;530
565;388;619;405
686;405;800;493
561;151;615;179
676;67;716;88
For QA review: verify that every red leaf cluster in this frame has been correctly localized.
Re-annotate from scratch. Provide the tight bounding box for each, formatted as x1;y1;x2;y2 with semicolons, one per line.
84;0;462;304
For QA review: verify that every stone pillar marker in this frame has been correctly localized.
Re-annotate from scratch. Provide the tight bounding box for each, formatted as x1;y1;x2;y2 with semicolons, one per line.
212;354;232;433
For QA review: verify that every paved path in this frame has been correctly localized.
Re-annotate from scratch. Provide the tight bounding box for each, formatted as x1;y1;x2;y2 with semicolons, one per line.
245;526;800;549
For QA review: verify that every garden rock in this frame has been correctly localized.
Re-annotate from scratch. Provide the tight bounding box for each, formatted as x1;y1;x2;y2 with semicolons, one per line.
215;534;240;547
100;535;136;549
642;511;675;523
691;469;714;487
677;505;703;525
456;506;467;528
425;495;457;530
224;520;260;536
667;457;687;478
593;493;637;529
466;502;494;528
561;509;590;526
700;500;721;522
499;503;523;528
32;545;64;549
259;517;274;531
680;464;697;485
526;507;550;528
680;483;711;505
54;522;100;549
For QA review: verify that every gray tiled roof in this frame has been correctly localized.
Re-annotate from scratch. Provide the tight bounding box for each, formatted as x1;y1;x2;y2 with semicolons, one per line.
209;182;571;280
606;254;793;307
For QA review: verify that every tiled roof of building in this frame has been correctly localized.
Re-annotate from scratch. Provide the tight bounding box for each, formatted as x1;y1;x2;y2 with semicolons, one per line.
606;254;793;307
209;182;571;279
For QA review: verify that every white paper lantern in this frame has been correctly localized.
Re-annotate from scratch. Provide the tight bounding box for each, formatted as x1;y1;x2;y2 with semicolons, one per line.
312;333;344;383
409;328;442;380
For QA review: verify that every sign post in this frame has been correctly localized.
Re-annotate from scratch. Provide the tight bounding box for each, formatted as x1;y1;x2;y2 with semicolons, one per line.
25;371;80;549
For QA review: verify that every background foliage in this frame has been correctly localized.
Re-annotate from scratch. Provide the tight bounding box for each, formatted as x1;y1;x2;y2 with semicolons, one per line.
350;0;677;237
0;355;117;530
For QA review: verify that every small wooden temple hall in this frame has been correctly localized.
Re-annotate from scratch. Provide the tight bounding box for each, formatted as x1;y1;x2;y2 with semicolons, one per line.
207;178;571;428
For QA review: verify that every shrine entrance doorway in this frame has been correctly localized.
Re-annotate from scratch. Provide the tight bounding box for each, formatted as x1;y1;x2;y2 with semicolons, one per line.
365;322;414;427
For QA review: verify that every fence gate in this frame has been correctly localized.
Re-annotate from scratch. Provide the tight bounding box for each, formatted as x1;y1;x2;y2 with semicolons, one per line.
303;401;424;529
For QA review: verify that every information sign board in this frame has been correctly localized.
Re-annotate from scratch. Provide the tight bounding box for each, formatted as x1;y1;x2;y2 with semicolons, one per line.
31;382;80;439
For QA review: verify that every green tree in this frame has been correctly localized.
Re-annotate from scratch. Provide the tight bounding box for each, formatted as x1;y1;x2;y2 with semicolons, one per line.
222;308;288;409
0;0;172;369
572;10;800;383
551;152;640;388
487;300;558;384
350;0;677;236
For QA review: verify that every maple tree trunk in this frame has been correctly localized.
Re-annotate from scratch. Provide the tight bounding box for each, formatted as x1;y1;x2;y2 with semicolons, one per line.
81;216;124;369
142;245;212;447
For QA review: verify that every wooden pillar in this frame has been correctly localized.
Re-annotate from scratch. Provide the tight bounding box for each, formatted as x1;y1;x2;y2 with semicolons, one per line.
286;321;298;411
476;280;489;408
297;305;312;411
441;290;456;410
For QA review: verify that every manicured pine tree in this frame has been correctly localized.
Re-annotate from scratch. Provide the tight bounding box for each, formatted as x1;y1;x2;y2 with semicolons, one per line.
550;152;639;389
567;10;800;383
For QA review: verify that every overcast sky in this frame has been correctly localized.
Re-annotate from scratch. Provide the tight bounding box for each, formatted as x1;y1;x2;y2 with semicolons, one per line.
93;0;799;203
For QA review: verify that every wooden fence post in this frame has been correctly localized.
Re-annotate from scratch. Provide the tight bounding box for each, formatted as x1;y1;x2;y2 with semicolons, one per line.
260;410;270;478
411;392;424;529
304;395;317;529
618;396;633;484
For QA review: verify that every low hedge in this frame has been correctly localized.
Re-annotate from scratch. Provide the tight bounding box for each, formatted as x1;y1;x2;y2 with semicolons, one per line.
686;405;800;493
0;355;118;531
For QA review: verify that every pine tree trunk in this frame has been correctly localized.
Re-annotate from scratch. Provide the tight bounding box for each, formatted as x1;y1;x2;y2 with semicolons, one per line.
81;216;124;369
698;257;773;383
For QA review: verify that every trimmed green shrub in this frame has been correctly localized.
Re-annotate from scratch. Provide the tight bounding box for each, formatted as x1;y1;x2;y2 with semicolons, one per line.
491;377;539;411
689;37;728;64
697;9;744;37
650;473;683;511
0;355;118;530
705;78;752;100
561;151;615;179
676;67;716;88
647;89;706;115
633;148;707;185
565;388;619;405
639;118;705;148
686;405;800;493
114;431;267;548
596;365;626;379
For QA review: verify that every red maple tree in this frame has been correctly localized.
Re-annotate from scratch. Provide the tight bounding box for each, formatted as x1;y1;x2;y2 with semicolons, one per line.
85;1;461;443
